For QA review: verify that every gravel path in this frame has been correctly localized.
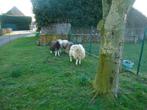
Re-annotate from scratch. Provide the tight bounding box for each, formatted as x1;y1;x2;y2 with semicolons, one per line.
0;31;35;46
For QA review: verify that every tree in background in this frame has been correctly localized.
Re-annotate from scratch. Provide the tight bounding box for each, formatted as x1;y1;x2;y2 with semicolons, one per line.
93;0;135;97
31;0;102;28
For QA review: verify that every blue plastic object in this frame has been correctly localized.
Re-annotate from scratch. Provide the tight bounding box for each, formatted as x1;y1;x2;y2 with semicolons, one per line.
35;32;40;37
122;60;134;71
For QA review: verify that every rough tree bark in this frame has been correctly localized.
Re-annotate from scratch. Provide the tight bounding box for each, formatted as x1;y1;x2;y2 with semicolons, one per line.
93;0;135;97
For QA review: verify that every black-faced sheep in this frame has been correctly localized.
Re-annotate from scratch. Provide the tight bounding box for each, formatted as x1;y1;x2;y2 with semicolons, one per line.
49;41;61;56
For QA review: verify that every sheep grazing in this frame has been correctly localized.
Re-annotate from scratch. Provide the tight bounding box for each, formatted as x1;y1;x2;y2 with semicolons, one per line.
57;39;74;53
49;40;61;56
57;39;69;48
64;41;74;54
69;44;85;65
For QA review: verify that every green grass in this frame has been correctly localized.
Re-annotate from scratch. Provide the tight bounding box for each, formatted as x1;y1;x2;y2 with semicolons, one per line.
0;37;147;110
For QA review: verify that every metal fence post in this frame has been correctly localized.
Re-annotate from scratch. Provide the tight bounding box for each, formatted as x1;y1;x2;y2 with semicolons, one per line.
136;27;147;75
68;31;71;41
89;34;92;53
76;35;78;43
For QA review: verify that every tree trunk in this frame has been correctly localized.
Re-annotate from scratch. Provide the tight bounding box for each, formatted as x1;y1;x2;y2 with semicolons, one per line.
93;0;135;97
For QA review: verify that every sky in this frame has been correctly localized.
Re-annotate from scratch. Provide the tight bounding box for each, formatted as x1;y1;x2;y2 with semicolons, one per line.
133;0;147;17
0;0;147;21
0;0;33;16
0;0;34;20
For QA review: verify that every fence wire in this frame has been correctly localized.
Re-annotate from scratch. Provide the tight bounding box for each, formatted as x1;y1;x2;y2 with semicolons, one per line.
68;28;147;75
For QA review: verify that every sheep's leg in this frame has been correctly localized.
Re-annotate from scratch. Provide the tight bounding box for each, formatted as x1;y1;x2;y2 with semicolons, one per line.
70;56;72;62
76;59;78;65
57;50;60;56
58;51;60;56
55;51;57;56
59;49;62;54
79;59;81;65
69;52;72;62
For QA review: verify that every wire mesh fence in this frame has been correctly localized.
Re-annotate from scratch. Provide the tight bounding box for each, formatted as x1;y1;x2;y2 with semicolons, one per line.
67;28;147;75
123;29;147;75
68;33;100;57
32;24;147;76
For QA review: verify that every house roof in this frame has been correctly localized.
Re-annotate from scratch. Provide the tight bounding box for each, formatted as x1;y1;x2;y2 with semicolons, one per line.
6;6;24;16
126;8;147;28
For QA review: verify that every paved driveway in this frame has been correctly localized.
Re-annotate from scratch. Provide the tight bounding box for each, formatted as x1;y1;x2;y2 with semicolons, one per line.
0;31;35;46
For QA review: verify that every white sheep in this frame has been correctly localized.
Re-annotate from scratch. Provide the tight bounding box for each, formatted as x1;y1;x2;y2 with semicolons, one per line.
69;44;85;65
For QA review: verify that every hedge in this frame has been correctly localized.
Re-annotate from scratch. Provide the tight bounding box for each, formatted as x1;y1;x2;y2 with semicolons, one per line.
0;15;32;30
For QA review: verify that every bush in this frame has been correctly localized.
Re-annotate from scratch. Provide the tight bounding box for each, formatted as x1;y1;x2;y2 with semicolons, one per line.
31;0;102;28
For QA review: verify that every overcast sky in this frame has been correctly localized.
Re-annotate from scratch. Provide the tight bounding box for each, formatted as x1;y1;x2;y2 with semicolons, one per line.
0;0;147;20
0;0;33;16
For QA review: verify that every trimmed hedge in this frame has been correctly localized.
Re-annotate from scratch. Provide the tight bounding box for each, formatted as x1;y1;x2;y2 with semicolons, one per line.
31;0;102;28
0;15;32;30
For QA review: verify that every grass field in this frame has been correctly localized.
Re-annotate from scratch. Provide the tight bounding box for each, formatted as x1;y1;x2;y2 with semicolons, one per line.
0;37;147;110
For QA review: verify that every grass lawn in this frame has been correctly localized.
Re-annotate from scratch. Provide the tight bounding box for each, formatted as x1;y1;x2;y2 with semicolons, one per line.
0;37;147;110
